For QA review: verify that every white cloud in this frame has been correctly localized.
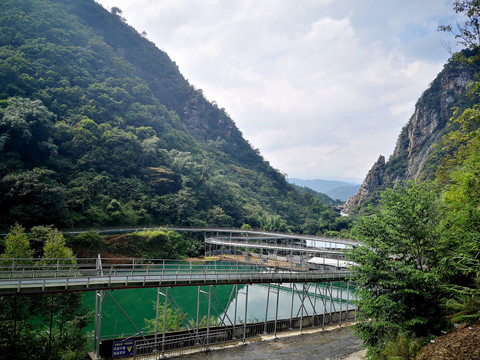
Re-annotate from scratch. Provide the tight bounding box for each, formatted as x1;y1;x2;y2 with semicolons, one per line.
97;0;457;181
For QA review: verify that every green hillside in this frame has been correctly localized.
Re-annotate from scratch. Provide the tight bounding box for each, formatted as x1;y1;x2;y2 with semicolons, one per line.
0;0;347;234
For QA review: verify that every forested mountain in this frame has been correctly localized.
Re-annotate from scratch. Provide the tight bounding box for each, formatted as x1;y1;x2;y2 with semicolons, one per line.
0;0;347;234
344;51;480;214
289;183;338;205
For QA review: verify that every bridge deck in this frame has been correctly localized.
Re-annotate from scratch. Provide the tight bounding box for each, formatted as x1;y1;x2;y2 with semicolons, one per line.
0;259;350;295
58;227;357;246
206;238;345;255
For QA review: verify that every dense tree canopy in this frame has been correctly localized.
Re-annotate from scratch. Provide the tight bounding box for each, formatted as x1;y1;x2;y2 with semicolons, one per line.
0;0;346;234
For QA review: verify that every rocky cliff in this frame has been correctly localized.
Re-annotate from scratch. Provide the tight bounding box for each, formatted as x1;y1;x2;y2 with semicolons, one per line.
344;55;480;215
343;155;385;214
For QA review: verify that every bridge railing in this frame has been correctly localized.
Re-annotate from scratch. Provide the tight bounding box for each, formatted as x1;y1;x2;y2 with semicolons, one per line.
0;258;282;277
0;257;351;279
205;238;348;255
0;258;351;295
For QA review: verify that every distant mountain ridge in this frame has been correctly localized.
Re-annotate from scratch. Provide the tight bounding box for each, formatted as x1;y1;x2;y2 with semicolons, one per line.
288;178;360;201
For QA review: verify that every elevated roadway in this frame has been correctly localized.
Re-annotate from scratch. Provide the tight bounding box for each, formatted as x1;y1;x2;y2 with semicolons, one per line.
0;258;350;296
56;226;357;247
205;238;345;255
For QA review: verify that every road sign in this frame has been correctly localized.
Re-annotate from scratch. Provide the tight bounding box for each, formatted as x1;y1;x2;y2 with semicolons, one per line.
113;340;135;358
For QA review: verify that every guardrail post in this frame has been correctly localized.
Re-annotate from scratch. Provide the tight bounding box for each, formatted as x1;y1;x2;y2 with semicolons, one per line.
96;254;103;277
340;280;343;327
322;282;326;329
161;287;168;356
289;283;295;330
94;290;104;360
274;283;280;338
154;287;160;348
300;283;305;333
346;280;350;319
206;285;211;349
329;282;333;324
196;286;201;344
233;284;238;340
243;284;248;343
312;283;318;327
264;283;271;334
10;259;15;279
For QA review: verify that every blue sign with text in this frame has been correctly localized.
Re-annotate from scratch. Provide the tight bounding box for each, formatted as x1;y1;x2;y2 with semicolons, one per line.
113;340;135;358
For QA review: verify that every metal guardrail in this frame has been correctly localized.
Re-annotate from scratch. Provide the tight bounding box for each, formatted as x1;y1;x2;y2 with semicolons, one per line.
0;258;351;295
54;227;357;246
132;309;357;359
206;238;346;254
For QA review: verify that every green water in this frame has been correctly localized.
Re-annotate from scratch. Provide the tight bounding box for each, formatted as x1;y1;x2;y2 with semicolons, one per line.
82;261;355;340
83;284;239;339
84;284;355;340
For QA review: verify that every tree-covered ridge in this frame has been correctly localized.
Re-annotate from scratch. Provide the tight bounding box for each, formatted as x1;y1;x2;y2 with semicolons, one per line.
0;0;347;234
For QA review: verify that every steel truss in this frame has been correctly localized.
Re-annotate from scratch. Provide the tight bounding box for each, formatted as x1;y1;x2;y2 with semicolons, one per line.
93;280;356;359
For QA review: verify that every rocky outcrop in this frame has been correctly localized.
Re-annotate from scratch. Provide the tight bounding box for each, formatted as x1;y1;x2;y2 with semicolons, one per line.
344;56;480;215
183;96;236;141
343;155;385;215
394;63;475;180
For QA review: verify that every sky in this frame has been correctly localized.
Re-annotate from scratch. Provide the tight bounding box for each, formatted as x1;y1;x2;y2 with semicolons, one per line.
96;0;460;183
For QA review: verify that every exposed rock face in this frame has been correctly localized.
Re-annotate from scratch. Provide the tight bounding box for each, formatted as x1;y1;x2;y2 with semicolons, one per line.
343;155;385;215
394;64;475;180
343;57;480;215
183;96;236;141
183;97;210;135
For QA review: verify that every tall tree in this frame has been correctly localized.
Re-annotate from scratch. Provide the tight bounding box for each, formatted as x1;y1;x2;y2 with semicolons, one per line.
0;223;32;263
0;224;34;359
41;227;75;265
348;181;447;357
0;225;88;360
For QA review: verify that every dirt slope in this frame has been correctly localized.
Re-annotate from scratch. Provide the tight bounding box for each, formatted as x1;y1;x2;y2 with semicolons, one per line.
416;322;480;360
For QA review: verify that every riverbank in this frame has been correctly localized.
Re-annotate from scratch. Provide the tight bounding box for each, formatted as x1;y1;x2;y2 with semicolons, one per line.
174;323;365;360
